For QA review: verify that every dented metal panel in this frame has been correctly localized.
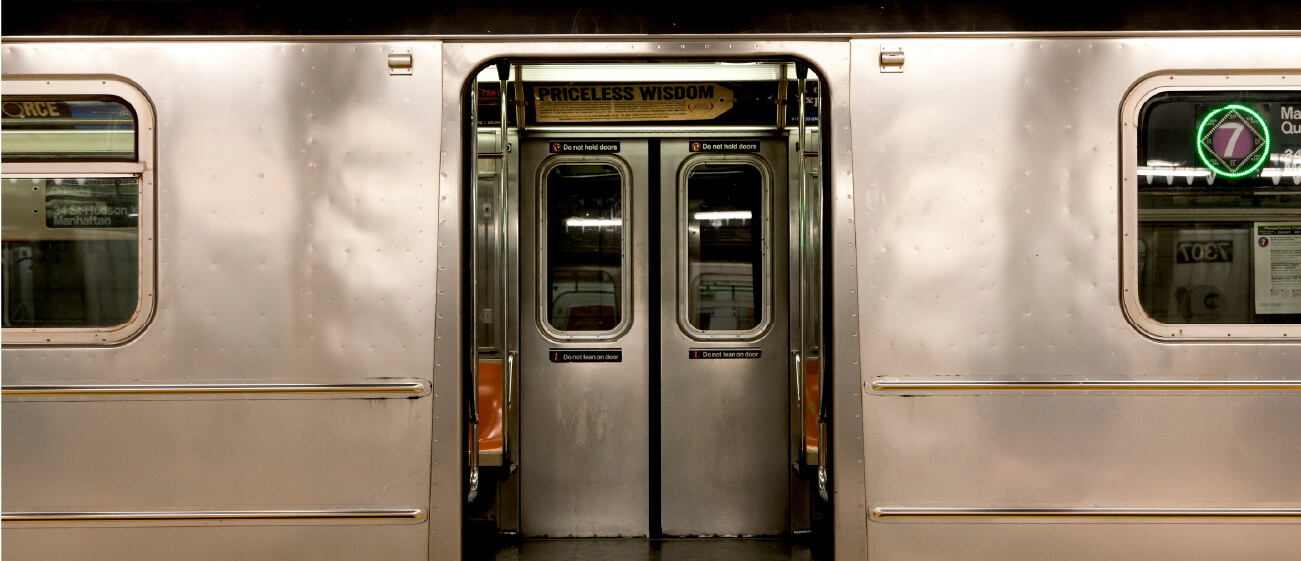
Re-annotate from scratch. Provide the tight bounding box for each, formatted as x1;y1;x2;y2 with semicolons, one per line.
852;36;1301;559
2;41;443;560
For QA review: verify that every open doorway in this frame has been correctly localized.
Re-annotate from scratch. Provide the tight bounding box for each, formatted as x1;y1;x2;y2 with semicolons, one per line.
463;59;831;560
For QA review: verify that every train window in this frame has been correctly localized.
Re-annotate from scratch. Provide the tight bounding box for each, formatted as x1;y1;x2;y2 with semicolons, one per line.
3;177;140;328
1123;75;1301;339
679;157;771;339
539;158;629;338
1;79;155;345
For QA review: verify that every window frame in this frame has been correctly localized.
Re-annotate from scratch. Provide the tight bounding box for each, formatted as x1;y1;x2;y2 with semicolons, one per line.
1121;72;1301;340
535;154;633;341
1;76;156;345
676;153;773;341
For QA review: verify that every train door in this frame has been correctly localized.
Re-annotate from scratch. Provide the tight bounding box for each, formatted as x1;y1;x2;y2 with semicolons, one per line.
518;139;653;537
657;139;790;536
514;137;790;537
467;61;827;549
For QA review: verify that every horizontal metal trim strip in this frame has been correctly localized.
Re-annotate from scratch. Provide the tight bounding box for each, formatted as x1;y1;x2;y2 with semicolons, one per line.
1;381;430;397
2;509;425;523
1138;211;1301;222
873;507;1301;519
525;126;780;134
872;380;1301;391
5;31;1301;43
0;163;146;175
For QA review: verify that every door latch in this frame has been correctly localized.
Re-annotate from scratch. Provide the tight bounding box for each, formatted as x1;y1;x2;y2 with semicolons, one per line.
880;45;904;73
388;47;413;76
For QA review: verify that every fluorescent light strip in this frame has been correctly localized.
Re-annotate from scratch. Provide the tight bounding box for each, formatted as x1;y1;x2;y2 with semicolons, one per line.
1136;167;1212;177
479;63;791;83
694;211;753;220
1260;169;1301;177
566;218;621;227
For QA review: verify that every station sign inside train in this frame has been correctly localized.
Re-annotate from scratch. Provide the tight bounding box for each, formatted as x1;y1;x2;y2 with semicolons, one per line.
1197;104;1271;177
533;83;734;123
1280;106;1301;134
690;140;759;153
44;188;138;229
549;141;620;154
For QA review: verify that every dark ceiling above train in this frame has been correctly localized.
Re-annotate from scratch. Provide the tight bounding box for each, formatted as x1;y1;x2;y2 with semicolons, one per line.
6;1;1301;36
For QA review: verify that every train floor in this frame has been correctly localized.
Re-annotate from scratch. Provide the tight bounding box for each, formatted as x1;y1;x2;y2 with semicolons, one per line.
466;535;831;561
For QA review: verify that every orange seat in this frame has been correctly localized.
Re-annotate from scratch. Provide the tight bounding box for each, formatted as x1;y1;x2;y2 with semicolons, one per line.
477;360;505;454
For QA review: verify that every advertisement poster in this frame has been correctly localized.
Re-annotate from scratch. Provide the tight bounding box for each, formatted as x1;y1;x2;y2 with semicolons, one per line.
534;83;733;123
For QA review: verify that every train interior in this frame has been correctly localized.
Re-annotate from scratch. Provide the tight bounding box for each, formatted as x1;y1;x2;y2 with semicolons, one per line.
462;60;832;560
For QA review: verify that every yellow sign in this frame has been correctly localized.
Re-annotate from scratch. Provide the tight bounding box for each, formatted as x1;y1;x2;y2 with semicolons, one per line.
534;83;734;123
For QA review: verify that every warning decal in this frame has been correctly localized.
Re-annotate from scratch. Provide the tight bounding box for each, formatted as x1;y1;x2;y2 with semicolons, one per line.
550;349;623;363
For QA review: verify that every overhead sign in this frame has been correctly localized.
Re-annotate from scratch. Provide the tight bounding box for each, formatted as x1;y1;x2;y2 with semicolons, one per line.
534;83;734;123
1281;105;1301;135
2;100;132;123
2;101;71;119
1197;104;1270;177
690;140;759;153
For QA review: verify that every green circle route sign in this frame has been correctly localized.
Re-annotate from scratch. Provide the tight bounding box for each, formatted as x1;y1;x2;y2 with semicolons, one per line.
1196;104;1270;178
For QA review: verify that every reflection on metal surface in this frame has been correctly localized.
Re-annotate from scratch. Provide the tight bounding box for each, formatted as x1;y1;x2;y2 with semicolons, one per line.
871;380;1301;391
853;42;1299;558
2;509;426;524
872;507;1301;519
1;380;430;398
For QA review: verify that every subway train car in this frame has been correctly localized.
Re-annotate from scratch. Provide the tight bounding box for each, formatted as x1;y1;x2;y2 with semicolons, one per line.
3;4;1301;560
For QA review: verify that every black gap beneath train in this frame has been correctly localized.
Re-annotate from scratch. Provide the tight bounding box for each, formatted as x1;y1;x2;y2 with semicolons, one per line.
465;522;832;561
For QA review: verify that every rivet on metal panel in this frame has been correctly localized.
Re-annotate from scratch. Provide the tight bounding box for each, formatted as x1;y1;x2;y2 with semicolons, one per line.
880;45;904;73
388;47;413;76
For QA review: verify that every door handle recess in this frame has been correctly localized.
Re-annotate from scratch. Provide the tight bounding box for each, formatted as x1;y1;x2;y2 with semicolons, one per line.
468;359;481;502
816;353;829;501
792;350;804;470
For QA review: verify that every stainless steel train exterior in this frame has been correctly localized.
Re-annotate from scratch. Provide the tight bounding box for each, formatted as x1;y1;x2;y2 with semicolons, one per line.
4;32;1301;560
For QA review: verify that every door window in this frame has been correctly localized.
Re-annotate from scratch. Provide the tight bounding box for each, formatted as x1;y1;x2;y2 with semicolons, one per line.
680;157;770;338
540;159;630;337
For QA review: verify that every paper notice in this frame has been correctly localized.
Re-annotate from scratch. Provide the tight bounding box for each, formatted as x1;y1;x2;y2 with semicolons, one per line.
1254;223;1301;314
